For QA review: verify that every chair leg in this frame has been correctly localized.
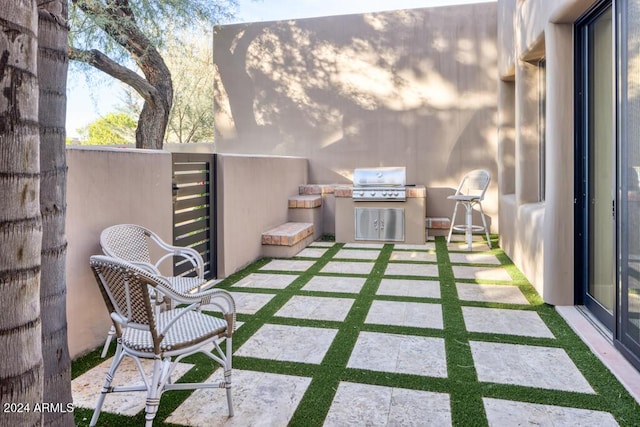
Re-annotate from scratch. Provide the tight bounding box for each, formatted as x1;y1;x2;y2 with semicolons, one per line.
447;202;459;246
464;202;473;251
225;338;234;417
100;326;116;358
144;356;163;427
478;203;491;249
90;343;125;427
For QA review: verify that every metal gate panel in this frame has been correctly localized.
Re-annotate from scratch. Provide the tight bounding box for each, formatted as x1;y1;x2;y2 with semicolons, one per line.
171;153;216;279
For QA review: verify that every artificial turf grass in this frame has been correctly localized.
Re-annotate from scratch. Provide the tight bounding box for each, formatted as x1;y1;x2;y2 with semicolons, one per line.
72;237;640;426
441;238;640;425
435;238;488;426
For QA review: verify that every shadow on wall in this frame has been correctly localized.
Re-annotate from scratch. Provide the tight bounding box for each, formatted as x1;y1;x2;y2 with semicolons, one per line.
213;3;499;189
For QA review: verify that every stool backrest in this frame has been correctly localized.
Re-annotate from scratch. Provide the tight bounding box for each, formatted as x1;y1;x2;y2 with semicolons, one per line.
455;169;491;200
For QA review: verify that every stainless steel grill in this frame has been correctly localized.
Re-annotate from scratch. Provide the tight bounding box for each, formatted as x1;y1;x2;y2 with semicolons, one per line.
352;167;406;201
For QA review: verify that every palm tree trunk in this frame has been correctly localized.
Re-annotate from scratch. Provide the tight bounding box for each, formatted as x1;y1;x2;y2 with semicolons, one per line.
0;1;44;426
36;1;73;425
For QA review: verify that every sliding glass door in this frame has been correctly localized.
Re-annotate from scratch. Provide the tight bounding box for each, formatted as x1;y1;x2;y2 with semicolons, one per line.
618;0;640;369
576;2;615;331
577;0;640;369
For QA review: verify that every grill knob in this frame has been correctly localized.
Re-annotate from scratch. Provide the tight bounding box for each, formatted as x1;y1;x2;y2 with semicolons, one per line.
371;191;376;197
359;191;365;196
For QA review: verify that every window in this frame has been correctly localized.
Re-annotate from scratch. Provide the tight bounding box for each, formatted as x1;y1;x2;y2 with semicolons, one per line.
538;58;546;202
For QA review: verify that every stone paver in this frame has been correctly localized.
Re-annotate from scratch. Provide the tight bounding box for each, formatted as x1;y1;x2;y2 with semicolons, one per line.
394;242;436;251
302;275;367;294
232;273;298;290
385;263;439;277
335;249;381;260
296;247;330;258
321;261;375;275
72;358;192;416
348;332;447;378
325;382;452;426
224;292;275;315
462;306;554;338
309;241;336;247
470;341;595;394
452;265;512;282
377;278;441;299
235;324;338;364
483;398;619;427
259;259;315;272
343;243;385;249
390;250;437;262
166;370;312;426
449;253;501;265
365;300;443;329
275;295;355;321
456;283;530;305
448;236;492;252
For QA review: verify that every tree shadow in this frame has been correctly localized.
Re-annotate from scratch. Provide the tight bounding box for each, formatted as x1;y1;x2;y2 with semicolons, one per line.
214;4;498;193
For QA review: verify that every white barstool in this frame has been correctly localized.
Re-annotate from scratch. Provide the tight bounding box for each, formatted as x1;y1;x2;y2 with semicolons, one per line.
446;169;492;251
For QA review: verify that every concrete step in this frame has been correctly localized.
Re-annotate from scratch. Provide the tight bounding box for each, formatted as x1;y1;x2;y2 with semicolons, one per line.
288;194;322;208
261;222;315;258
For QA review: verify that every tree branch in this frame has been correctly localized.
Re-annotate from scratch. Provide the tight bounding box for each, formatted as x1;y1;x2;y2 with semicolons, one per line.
68;46;158;104
72;0;159;67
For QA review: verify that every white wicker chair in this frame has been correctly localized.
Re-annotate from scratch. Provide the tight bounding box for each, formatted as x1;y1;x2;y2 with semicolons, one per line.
446;169;492;251
99;224;217;357
89;255;235;427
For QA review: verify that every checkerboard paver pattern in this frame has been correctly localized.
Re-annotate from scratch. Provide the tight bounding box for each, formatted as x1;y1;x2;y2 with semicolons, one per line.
72;238;634;426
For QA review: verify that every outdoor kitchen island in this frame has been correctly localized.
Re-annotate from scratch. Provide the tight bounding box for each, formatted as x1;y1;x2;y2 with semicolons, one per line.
334;184;427;245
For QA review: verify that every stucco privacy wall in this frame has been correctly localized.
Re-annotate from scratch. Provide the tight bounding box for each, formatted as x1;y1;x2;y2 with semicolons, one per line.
163;145;308;277
66;147;173;358
497;0;599;304
215;154;308;277
213;4;499;224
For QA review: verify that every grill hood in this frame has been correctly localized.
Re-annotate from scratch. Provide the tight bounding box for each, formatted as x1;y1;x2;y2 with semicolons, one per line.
353;167;406;187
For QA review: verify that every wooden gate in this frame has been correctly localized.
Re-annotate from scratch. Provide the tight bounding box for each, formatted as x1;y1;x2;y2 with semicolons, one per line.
171;153;216;279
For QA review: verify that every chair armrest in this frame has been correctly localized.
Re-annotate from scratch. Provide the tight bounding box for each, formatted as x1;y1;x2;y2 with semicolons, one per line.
128;261;161;275
153;285;236;337
150;236;205;279
155;283;235;314
193;278;222;293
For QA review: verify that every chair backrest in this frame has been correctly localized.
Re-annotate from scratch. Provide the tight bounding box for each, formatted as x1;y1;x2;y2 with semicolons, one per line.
90;255;161;334
101;224;153;264
455;169;491;200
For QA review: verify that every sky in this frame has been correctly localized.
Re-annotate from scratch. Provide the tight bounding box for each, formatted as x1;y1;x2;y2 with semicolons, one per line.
65;0;494;138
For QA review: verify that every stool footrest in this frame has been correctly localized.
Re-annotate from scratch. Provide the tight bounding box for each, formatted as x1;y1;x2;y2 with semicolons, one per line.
452;224;486;233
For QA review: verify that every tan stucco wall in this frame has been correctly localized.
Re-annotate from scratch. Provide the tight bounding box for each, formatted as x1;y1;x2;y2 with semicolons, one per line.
66;147;173;358
214;4;499;226
497;0;598;304
216;154;308;277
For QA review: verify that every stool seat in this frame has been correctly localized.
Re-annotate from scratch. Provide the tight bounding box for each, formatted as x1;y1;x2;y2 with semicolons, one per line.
446;170;492;251
448;194;480;202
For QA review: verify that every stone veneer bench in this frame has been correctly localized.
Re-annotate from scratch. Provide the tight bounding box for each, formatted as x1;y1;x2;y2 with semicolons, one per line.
426;217;451;238
261;222;315;258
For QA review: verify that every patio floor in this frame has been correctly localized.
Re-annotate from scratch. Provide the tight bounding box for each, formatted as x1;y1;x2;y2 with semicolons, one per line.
71;236;640;426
